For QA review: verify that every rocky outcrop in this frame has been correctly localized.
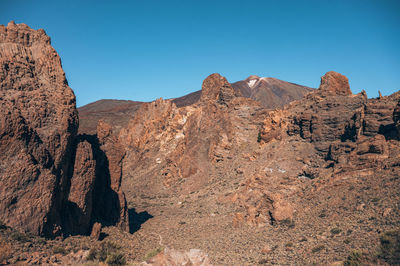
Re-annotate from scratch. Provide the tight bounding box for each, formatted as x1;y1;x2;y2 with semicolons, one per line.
319;71;352;96
119;73;264;197
172;74;313;108
94;121;129;231
0;22;128;237
261;71;400;155
140;248;212;266
0;21;78;236
394;100;400;135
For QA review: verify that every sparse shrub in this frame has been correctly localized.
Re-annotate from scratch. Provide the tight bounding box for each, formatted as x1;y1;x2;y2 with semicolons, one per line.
86;248;98;261
35;237;47;245
285;242;293;248
53;246;67;255
86;241;121;263
371;197;380;203
105;252;126;265
143;247;163;261
343;250;362;266
311;245;325;253
0;238;12;262
257;132;262;143
0;220;7;230
344;238;351;244
378;229;400;265
280;218;295;228
10;231;30;242
330;228;342;235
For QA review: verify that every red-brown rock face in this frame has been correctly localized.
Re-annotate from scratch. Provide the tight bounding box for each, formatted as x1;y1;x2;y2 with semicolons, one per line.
393;100;400;136
0;21;78;236
319;71;352;95
119;73;262;196
0;22;128;237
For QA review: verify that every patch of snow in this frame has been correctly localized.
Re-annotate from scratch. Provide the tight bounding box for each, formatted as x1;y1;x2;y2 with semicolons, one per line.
175;132;184;139
278;168;286;173
247;79;257;88
156;158;162;164
178;116;187;125
264;167;273;173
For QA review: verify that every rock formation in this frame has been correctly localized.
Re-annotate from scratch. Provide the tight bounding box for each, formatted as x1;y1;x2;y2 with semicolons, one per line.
319;71;352;95
0;22;128;237
78;74;312;134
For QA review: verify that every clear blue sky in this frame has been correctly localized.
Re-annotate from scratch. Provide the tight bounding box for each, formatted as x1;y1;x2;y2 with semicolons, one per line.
2;0;399;107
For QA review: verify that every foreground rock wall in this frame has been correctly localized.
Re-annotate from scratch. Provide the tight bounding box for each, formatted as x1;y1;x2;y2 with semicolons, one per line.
0;22;128;237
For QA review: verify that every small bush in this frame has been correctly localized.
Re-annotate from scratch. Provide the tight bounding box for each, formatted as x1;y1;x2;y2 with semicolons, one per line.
53;246;67;255
330;228;342;235
143;247;163;261
257;132;262;143
10;231;30;242
311;245;325;253
344;238;351;244
105;252;126;265
0;238;12;262
378;229;400;265
0;221;7;230
35;237;47;245
280;219;295;228
285;242;293;248
86;241;121;262
343;250;362;266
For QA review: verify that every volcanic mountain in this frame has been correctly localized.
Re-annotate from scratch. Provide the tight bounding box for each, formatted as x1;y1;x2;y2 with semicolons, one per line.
78;75;312;134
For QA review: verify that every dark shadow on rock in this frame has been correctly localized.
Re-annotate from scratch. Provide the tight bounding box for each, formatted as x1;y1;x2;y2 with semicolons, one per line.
129;208;153;234
99;232;108;241
379;124;399;140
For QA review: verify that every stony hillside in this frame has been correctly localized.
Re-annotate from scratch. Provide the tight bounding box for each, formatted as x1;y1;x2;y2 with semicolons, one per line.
1;22;399;266
78;75;312;134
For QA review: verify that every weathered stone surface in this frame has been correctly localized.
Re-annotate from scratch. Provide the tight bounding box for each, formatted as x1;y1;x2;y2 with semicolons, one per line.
0;22;129;237
95;121;129;231
319;71;352;96
119;73;252;195
393;100;400;137
67;140;96;235
90;222;102;240
0;21;78;236
140;248;212;266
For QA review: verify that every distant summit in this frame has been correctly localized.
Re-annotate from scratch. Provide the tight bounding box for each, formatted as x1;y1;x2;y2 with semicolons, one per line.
172;75;313;108
231;75;314;109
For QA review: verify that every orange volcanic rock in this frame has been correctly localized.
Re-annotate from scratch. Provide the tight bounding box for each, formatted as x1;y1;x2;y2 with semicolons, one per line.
392;100;400;136
0;21;78;236
95;121;129;231
0;22;128;237
319;71;352;95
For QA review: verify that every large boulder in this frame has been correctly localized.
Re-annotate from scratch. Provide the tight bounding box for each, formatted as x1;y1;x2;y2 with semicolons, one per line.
0;22;128;237
0;21;78;236
319;71;352;96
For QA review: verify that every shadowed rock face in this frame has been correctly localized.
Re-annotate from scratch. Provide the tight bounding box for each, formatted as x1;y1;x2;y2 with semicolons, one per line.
0;22;128;237
393;100;400;135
